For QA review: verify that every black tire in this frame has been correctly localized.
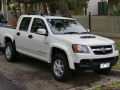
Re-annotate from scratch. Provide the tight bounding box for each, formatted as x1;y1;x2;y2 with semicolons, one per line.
5;42;17;62
51;53;72;82
94;68;111;75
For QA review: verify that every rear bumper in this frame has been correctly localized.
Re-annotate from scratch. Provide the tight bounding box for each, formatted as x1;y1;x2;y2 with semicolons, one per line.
74;56;119;70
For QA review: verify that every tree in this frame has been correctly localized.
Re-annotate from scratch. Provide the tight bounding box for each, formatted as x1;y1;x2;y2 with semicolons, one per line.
8;0;21;18
56;0;87;16
15;0;58;14
0;0;1;10
69;0;87;15
14;0;87;17
48;1;58;15
16;0;57;4
110;3;120;16
59;0;72;17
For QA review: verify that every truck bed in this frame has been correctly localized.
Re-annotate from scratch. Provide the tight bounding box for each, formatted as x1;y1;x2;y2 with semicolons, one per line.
0;26;16;47
0;23;14;29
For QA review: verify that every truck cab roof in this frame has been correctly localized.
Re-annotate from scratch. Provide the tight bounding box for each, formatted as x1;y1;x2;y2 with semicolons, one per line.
20;15;75;20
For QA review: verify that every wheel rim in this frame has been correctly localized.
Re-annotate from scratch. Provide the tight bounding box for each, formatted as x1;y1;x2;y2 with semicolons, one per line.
53;59;64;77
6;46;11;59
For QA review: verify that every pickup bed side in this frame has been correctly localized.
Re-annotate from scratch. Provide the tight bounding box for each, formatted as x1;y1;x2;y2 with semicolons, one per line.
0;15;26;49
0;27;15;47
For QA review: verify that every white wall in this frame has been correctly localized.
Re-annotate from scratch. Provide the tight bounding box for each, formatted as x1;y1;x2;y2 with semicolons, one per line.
87;0;108;15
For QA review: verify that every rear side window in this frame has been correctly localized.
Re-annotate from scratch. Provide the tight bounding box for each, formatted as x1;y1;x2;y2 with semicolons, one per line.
19;17;31;31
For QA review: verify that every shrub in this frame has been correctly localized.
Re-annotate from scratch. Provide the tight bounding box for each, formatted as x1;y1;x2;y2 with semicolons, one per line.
110;3;120;16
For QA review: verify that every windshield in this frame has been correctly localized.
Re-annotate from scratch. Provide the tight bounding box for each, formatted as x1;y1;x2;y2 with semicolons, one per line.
47;19;88;34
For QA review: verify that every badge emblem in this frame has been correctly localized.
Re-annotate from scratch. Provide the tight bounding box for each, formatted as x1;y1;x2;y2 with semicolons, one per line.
101;47;105;53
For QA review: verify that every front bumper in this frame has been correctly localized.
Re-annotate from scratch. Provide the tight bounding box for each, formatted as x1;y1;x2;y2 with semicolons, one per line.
74;56;119;70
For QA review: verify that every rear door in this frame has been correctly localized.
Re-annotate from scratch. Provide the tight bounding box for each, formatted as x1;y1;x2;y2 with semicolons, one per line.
15;17;32;54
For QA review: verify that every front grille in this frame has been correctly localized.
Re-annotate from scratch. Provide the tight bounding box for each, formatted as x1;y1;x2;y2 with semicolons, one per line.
80;56;118;64
93;57;118;63
91;45;113;55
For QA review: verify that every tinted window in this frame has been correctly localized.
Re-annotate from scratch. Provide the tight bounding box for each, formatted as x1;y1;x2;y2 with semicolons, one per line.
31;18;47;33
19;17;31;31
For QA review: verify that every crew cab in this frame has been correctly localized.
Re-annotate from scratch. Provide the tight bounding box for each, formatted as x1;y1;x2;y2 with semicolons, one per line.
0;15;119;81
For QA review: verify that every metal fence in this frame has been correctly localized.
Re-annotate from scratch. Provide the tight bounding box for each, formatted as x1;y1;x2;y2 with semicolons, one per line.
74;16;120;38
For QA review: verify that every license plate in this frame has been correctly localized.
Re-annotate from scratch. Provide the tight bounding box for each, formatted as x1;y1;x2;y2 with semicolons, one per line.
100;63;110;69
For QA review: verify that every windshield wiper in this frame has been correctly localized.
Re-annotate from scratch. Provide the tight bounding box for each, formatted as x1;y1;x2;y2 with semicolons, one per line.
64;32;80;34
80;32;90;34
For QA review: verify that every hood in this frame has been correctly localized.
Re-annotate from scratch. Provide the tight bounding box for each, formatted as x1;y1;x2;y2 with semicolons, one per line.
53;34;114;46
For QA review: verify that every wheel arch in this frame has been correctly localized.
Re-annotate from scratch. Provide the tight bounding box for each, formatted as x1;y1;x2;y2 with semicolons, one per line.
49;44;75;69
4;35;16;49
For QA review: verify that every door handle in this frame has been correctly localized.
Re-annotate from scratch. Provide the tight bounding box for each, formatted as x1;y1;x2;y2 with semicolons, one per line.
16;32;20;36
28;35;33;39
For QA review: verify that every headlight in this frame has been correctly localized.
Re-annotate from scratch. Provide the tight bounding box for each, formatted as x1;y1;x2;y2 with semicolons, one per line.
113;43;118;51
72;44;89;53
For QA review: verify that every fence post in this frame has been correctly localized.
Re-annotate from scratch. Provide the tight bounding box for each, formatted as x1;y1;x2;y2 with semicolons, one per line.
89;12;91;32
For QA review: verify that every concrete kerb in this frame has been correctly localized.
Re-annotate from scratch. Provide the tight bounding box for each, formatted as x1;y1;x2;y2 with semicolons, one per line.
112;69;120;74
85;80;120;90
85;69;120;90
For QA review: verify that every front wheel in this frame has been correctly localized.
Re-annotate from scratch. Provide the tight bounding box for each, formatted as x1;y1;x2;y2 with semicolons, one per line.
51;54;72;82
94;68;111;75
5;42;17;62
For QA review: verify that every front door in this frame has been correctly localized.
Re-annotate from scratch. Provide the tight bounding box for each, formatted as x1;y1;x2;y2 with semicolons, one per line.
15;17;32;54
26;18;49;62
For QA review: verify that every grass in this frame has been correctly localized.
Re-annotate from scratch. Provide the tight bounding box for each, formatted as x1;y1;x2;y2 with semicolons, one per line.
113;43;120;70
92;81;120;90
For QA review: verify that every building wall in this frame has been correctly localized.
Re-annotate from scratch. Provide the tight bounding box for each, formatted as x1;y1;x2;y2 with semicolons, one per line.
87;0;108;15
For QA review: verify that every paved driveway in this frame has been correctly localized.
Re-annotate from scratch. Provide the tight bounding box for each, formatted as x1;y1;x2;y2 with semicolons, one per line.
0;51;120;90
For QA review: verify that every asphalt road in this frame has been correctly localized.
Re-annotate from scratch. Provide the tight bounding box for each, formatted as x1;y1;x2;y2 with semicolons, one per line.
0;50;22;90
0;50;120;90
0;74;22;90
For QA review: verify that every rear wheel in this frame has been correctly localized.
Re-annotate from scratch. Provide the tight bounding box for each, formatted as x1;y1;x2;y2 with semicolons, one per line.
5;42;17;62
94;68;111;75
51;53;72;82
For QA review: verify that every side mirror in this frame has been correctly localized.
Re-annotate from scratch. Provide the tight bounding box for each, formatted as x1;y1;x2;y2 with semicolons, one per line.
87;29;90;33
37;29;48;36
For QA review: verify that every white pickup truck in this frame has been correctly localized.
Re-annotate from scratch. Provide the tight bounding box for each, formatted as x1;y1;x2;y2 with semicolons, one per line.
0;15;119;81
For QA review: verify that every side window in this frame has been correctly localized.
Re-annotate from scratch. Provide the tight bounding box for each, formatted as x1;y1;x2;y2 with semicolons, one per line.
31;18;47;33
19;17;31;31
